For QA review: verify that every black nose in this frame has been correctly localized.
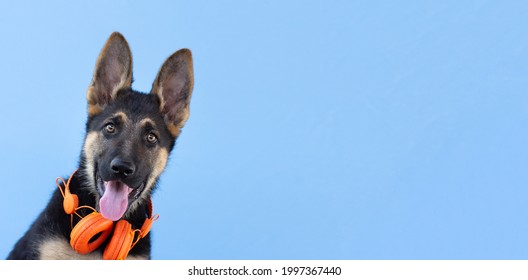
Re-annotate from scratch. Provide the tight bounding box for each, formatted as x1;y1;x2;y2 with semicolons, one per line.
110;158;135;177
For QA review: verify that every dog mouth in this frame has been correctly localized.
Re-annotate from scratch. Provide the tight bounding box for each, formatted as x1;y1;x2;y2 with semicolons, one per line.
96;174;146;221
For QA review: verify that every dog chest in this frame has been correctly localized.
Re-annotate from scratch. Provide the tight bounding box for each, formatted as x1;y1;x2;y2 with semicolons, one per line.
38;238;148;260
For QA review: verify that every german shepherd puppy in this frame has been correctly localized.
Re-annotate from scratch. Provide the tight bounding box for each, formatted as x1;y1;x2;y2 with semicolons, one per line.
7;32;194;259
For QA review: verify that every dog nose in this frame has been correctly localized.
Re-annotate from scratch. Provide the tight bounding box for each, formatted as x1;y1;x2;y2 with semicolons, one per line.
110;158;135;177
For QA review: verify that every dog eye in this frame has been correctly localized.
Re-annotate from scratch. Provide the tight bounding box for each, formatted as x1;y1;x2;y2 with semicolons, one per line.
104;123;116;133
146;133;158;144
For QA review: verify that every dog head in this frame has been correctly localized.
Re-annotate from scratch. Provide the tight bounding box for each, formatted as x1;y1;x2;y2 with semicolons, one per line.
80;32;193;221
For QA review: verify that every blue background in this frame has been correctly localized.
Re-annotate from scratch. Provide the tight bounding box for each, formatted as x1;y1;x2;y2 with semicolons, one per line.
1;1;527;260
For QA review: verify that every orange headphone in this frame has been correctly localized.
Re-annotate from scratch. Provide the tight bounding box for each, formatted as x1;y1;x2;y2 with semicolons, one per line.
56;170;159;260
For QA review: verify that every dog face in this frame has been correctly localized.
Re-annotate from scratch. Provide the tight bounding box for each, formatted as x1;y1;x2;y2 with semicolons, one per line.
81;33;193;221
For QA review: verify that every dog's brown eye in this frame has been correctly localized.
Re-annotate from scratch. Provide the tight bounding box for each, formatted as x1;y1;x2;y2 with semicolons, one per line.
146;133;158;144
105;123;115;133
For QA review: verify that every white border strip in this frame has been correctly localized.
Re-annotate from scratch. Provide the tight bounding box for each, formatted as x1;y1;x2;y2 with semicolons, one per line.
1;260;527;280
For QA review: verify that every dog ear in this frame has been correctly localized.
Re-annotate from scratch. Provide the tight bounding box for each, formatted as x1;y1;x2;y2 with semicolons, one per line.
150;49;194;137
86;32;133;116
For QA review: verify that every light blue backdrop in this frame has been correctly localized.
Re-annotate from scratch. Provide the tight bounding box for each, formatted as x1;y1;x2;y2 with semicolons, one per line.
1;1;527;259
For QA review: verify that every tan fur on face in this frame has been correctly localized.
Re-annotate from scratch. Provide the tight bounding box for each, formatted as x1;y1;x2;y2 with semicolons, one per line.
139;117;154;128
82;131;100;194
125;148;168;217
112;111;129;123
147;148;168;190
137;118;169;192
110;111;131;133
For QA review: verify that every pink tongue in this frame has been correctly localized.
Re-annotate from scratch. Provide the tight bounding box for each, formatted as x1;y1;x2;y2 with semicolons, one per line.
99;181;130;221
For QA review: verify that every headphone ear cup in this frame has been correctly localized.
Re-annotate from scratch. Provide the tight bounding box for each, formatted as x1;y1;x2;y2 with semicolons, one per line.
103;220;135;260
70;212;114;254
63;193;78;215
